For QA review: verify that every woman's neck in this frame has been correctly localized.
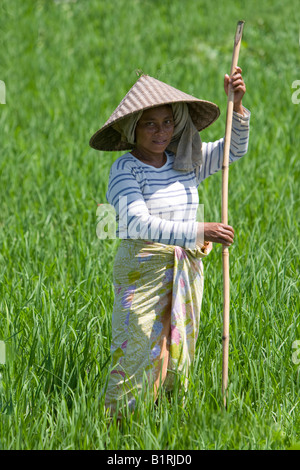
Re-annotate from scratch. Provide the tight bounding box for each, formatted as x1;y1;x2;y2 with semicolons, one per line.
131;148;167;168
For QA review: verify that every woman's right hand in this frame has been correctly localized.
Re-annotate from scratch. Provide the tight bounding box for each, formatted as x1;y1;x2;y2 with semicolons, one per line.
197;222;235;247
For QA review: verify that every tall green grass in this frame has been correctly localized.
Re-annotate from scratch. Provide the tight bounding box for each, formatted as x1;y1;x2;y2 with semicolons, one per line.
0;0;299;449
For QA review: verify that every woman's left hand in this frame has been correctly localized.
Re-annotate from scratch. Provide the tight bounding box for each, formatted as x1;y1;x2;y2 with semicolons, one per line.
224;66;246;115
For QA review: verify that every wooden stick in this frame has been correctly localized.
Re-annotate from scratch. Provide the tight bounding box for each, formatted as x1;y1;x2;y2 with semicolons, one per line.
222;20;245;408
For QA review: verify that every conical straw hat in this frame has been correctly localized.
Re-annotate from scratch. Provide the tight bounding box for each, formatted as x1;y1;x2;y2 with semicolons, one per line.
89;74;220;151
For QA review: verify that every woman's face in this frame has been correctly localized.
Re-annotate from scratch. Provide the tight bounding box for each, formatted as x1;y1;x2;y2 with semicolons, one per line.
135;105;174;158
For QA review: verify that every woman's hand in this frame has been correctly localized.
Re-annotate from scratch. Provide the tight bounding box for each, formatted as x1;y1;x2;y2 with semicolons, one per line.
197;222;235;247
224;66;246;115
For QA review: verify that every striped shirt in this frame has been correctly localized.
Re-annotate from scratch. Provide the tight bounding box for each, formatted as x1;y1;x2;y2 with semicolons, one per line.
106;108;250;249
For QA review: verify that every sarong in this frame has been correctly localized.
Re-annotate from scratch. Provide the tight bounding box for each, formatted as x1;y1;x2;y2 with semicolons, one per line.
104;239;212;414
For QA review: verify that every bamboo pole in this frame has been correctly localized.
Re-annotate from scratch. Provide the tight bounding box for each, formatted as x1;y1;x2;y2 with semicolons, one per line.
222;20;245;408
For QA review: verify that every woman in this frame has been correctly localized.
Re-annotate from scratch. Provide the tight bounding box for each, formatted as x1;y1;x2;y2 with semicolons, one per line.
90;69;250;417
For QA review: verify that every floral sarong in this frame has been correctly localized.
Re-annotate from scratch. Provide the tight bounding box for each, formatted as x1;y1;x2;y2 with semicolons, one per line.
104;239;212;414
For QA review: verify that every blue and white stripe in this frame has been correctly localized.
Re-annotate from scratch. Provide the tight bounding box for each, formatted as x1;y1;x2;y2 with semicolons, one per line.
106;109;250;249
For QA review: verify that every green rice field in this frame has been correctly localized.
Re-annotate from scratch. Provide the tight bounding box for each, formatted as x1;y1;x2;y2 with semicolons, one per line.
0;0;299;450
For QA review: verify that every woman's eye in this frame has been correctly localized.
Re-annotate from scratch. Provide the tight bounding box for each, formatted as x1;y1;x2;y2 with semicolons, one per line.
143;120;173;128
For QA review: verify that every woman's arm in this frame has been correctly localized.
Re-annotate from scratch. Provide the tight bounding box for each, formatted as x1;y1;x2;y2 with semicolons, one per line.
197;66;250;185
196;66;249;247
106;161;198;249
197;108;250;184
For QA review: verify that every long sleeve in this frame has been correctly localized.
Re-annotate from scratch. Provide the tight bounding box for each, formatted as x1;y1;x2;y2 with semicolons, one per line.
197;108;250;184
106;155;198;249
105;108;250;249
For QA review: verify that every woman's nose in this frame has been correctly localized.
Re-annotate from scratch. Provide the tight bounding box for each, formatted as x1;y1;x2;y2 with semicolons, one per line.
154;123;165;133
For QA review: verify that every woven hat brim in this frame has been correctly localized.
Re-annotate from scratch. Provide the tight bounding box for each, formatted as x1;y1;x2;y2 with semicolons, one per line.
89;75;220;151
